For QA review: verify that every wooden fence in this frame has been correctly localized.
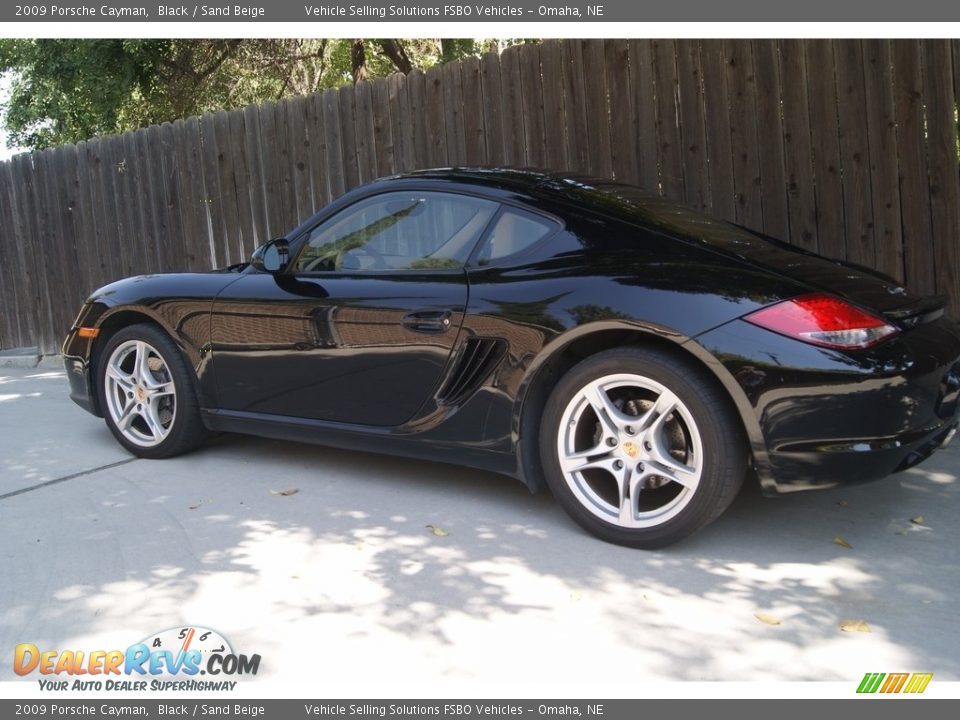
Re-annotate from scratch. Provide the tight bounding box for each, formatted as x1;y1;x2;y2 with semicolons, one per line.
1;39;959;354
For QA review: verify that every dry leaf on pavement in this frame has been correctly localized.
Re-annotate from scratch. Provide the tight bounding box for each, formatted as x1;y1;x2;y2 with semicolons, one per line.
269;488;299;496
833;536;853;549
840;619;872;633
426;524;449;537
754;612;782;626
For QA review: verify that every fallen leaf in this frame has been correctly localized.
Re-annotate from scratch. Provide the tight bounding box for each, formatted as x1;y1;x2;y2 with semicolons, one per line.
426;524;449;537
188;499;211;510
910;515;925;525
833;536;853;549
839;619;872;633
269;488;299;497
754;612;782;626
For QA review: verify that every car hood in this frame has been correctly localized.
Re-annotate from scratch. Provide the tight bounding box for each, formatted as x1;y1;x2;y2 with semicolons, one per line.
87;271;243;307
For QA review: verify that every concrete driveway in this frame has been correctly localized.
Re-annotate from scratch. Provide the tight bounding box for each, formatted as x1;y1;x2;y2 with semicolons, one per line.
1;362;958;692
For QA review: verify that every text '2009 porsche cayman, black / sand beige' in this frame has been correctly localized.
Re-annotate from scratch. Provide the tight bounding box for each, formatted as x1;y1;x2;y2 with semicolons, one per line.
63;169;960;548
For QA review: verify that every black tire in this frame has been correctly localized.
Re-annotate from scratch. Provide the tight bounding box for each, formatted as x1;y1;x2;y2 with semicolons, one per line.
97;323;207;459
539;347;747;548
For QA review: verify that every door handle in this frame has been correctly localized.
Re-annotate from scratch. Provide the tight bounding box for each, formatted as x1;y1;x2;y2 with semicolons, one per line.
402;310;453;334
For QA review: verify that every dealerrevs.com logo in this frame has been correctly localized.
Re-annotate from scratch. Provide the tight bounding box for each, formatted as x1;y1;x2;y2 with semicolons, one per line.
14;626;261;691
856;672;933;694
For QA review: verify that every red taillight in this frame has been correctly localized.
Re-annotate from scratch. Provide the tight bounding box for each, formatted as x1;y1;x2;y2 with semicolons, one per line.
744;294;899;349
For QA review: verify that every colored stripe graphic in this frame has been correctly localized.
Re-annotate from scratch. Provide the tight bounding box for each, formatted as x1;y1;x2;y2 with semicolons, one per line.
857;673;885;693
880;673;909;693
857;672;932;694
903;673;933;694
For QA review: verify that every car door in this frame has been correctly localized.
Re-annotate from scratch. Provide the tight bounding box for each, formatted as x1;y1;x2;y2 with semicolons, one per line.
208;190;499;427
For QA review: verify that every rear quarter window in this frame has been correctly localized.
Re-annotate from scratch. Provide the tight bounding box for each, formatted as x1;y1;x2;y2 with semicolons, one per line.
474;209;559;265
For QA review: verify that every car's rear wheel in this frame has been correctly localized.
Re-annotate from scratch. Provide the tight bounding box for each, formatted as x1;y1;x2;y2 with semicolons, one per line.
98;323;206;458
540;347;746;548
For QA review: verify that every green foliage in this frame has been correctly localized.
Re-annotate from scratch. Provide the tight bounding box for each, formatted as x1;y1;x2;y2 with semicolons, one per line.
0;38;532;152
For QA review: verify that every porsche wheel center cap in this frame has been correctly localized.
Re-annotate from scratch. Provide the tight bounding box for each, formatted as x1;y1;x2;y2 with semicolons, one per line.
136;386;146;402
622;441;640;459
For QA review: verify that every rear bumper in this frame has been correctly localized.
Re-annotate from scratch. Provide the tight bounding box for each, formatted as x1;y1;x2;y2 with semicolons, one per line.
694;315;960;494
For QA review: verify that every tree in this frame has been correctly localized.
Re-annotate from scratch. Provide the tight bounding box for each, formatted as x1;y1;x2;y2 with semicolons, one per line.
0;38;522;151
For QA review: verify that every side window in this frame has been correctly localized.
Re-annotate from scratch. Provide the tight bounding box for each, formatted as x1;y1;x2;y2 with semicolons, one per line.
294;191;498;272
474;208;558;265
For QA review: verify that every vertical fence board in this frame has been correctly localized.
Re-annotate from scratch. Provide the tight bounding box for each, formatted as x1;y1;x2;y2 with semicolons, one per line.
371;78;396;177
257;103;284;241
605;39;636;183
539;40;568;173
11;155;49;348
582;39;613;179
834;40;876;268
131;129;160;272
675;40;710;211
353;81;378;185
499;45;525;166
423;66;448;167
805;40;847;261
304;94;328;211
241;105;269;247
923;40;960;317
83;139;110;287
32;152;59;351
653;39;684;200
211;111;242;264
725;40;763;229
224;109;253;257
893;40;936;296
0;164;24;346
519;43;547;169
288;96;314;223
628;39;659;192
560;40;589;174
118;133;147;274
752;40;790;240
779;40;819;252
404;71;428;175
61;143;92;303
700;39;735;218
143;126;172;270
337;86;360;192
389;74;412;173
321;90;346;201
158;123;189;269
460;57;487;166
200;114;227;268
479;53;505;167
442;61;467;166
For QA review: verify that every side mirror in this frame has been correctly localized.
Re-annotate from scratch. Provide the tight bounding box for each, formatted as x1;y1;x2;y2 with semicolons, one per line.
251;238;290;273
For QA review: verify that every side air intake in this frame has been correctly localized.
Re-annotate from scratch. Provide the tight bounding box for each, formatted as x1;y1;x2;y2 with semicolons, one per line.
437;338;507;405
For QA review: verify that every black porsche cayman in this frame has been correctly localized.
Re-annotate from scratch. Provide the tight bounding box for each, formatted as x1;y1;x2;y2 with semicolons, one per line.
63;168;960;548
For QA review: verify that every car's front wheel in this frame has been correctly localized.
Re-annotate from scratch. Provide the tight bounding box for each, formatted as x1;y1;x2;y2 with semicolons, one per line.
98;323;207;458
540;347;747;548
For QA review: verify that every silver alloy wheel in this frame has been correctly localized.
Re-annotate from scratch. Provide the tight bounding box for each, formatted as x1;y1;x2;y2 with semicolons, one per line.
556;373;704;528
103;340;177;448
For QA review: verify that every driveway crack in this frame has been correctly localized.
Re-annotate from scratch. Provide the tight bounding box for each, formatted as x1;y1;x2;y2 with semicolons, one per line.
0;458;138;501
